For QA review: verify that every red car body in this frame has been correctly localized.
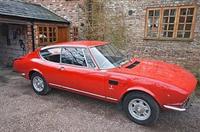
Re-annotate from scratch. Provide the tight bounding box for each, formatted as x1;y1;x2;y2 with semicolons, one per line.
13;41;197;111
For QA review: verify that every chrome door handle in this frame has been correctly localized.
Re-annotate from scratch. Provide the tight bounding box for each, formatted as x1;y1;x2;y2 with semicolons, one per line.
59;67;65;71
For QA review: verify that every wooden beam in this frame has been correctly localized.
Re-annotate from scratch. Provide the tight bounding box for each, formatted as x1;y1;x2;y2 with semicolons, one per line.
0;17;31;25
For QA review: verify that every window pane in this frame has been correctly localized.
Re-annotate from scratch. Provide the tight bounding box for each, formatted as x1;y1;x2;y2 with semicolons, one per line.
40;38;43;43
168;24;174;30
44;38;48;42
44;27;47;31
163;32;167;37
39;27;43;32
170;9;176;16
61;48;87;67
187;8;194;15
49;27;52;32
53;33;56;37
169;17;175;23
178;24;184;30
163;24;168;30
163;17;168;23
180;8;187;15
186;16;193;23
179;16;185;23
49;38;53;42
164;10;169;16
149;10;154;16
155;10;160;16
177;32;184;38
155;17;159;28
184;32;191;38
53;27;56;32
40;48;61;63
148;17;153;25
185;24;192;30
83;49;96;68
168;32;173;37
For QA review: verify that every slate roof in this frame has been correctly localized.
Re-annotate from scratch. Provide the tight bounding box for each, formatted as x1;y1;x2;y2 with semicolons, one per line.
0;0;70;24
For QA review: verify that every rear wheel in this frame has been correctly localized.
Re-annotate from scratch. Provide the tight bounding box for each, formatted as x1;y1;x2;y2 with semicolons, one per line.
31;72;51;95
123;92;160;125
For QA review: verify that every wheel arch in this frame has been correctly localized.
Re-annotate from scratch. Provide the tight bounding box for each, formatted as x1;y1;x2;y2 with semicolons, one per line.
28;69;43;80
120;87;161;107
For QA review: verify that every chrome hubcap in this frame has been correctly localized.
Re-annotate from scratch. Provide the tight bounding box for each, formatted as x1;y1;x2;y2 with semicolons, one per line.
128;98;151;121
33;76;44;92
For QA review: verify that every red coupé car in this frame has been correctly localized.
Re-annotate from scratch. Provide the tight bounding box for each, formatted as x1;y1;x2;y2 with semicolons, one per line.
13;41;197;125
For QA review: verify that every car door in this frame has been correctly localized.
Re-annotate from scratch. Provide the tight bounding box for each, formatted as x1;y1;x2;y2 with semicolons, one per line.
39;47;63;85
59;47;106;98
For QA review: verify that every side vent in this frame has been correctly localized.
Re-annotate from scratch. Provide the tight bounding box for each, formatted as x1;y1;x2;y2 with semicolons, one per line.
126;61;140;69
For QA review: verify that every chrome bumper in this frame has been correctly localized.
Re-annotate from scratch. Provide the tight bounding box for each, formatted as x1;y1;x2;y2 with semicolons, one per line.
163;105;186;111
21;73;26;77
164;92;195;112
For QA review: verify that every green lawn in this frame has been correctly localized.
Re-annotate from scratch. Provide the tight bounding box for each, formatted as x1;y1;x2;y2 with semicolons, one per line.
197;81;200;90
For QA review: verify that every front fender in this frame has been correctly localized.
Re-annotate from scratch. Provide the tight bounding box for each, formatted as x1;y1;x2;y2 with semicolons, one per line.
119;86;162;106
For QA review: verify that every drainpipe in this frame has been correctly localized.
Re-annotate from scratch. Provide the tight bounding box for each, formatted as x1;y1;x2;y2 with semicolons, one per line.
31;21;35;51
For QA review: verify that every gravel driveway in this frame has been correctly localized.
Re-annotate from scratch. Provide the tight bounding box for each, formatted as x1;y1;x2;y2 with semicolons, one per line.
0;67;200;132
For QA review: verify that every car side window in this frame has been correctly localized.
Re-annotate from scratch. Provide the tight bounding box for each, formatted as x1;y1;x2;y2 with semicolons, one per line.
61;47;87;67
83;48;96;68
40;47;61;63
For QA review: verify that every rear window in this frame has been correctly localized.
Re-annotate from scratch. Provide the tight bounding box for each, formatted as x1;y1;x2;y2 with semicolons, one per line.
40;47;61;63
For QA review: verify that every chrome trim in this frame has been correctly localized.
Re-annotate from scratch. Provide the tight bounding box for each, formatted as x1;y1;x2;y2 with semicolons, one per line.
41;45;88;51
163;105;186;112
21;73;26;77
49;83;118;101
106;97;118;101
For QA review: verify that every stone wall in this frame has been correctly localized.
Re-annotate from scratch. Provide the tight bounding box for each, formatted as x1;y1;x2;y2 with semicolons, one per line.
0;24;27;66
101;0;200;71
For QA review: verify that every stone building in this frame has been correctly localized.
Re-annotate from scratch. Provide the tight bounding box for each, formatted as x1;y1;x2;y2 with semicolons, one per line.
0;0;200;74
0;0;70;66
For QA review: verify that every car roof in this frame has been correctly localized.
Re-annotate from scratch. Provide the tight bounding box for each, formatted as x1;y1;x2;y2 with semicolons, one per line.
55;41;108;47
40;41;108;50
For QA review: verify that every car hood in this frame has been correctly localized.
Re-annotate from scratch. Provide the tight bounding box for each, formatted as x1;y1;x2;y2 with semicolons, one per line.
112;59;197;93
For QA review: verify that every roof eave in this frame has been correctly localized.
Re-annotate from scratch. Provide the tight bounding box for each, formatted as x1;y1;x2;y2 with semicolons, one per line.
0;14;71;25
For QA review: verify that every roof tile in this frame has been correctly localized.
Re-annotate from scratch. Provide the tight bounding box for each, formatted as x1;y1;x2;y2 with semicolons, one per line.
0;0;70;24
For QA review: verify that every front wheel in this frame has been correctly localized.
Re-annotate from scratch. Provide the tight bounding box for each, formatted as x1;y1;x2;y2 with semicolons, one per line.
123;92;160;125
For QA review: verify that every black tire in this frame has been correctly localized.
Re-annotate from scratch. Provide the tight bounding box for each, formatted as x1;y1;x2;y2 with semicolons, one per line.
31;72;51;95
123;92;160;125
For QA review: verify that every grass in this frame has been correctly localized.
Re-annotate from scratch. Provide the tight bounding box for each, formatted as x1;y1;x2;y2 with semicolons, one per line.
189;67;200;91
195;73;200;90
197;83;200;92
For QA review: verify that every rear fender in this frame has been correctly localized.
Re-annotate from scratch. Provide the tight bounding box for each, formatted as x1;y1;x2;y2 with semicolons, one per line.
28;68;43;80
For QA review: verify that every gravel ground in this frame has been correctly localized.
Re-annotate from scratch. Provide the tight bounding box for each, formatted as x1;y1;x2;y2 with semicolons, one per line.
0;67;200;132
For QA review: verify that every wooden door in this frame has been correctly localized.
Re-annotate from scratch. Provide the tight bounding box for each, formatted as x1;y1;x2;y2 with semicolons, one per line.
57;27;69;42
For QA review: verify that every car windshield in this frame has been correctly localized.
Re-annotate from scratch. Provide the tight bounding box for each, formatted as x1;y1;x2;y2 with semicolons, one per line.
90;44;128;69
